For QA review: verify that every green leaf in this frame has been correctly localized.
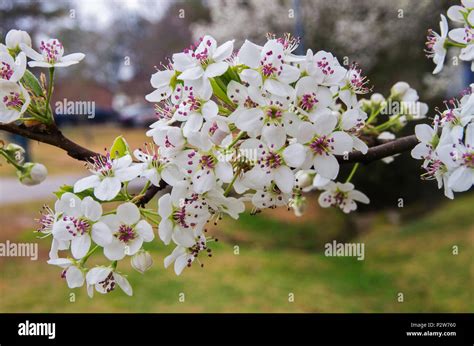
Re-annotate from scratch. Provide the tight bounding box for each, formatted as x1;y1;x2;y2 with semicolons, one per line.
110;135;130;159
53;184;95;200
53;184;127;202
21;70;44;97
210;78;233;105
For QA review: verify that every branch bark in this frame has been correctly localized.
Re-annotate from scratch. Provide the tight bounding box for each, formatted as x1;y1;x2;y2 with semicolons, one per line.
0;123;419;204
0;123;100;162
335;135;418;164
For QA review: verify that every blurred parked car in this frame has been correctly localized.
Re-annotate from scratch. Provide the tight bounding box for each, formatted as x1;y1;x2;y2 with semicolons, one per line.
55;107;119;126
118;103;157;128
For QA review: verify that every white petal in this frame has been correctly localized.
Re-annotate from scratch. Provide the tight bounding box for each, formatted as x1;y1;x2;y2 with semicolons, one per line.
71;235;91;259
237;40;262;68
274;166;295;193
61;53;85;63
164;246;186;268
158;219;173;245
116;202;141;225
448;167;473;192
81;196;102;221
183;113;203;136
104;239;126;260
47;258;73;268
213;40;234;61
91;222;113;247
135;220;154;242
86;267;111;285
352;137;368;154
174;254;191;275
215;161;233;183
415;124;435;142
234;108;263;132
94;177;121;201
278;64;300;84
74;175;100;193
202;100;218;120
19;43;43;61
114;273;133;296
262;125;286;150
264;79;293;97
411;143;430;160
115;164;142;181
313;154;339;180
158;193;173;218
178;66;204;80
126;238;143;256
172;228;196;248
314;112;337;135
348;190;370;204
204;61;228;78
282;143;305;168
65;266;84;288
55;192;82;217
331;131;353;155
318;191;333;208
192;169;215;194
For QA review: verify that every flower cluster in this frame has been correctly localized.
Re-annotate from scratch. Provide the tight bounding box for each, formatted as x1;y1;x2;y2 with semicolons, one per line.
426;0;474;74
411;84;474;198
143;33;376;272
0;30;84;124
0;141;48;185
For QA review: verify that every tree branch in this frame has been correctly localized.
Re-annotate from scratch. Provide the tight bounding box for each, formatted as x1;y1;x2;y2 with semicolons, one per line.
0;123;100;162
336;135;418;164
0;123;419;204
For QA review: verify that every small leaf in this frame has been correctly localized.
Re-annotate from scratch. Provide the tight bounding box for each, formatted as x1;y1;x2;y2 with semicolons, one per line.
53;185;95;200
210;78;232;105
21;70;44;97
110;136;130;159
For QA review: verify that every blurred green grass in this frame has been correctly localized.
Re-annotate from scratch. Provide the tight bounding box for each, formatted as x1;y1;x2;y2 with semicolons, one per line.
0;192;472;312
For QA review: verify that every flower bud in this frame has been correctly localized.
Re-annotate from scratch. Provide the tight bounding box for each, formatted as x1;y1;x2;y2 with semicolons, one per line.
370;93;385;105
131;250;153;274
18;162;48;186
377;131;395;141
4;143;25;163
5;29;32;51
390;81;410;98
289;195;307;217
295;170;315;191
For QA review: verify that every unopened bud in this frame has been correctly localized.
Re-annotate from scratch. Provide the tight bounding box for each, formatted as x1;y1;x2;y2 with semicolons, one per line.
131;250;153;274
289;195;307;217
370;93;385;105
295;170;315;191
390;81;410;98
4;143;25;163
5;29;31;51
18;162;48;186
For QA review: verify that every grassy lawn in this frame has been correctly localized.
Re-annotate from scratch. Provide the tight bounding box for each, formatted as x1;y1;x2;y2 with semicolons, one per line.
0;191;472;312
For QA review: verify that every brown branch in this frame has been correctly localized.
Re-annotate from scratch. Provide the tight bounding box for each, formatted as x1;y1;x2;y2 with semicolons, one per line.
336;135;418;164
0;123;419;204
0;123;100;162
0;123;166;204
